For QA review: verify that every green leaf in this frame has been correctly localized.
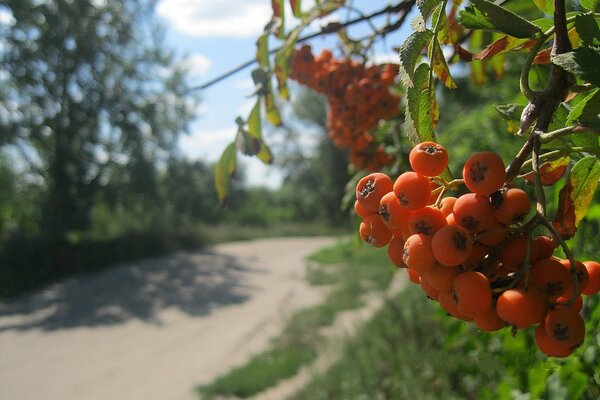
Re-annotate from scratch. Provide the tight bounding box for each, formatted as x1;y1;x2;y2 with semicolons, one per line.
417;0;443;20
580;0;599;11
264;91;282;127
458;0;542;39
256;33;270;69
552;47;600;87
406;63;436;143
398;30;433;87
532;0;553;13
214;142;237;204
494;103;525;134
553;156;600;239
574;14;600;47
566;88;600;126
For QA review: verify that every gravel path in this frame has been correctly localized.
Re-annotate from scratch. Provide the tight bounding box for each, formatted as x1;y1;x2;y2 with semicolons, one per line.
0;236;337;400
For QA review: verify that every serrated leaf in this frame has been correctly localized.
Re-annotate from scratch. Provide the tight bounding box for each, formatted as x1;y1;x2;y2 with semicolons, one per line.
552;47;600;87
574;14;600;47
580;0;598;11
458;0;542;39
398;30;434;87
215;142;237;204
553;157;600;239
495;103;525;134
521;156;570;185
289;0;302;17
417;0;443;20
406;63;437;143
532;0;553;13
432;40;456;88
567;88;600;126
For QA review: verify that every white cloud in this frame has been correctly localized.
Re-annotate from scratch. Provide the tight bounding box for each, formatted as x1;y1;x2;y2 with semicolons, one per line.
156;0;271;38
183;53;212;77
179;126;236;161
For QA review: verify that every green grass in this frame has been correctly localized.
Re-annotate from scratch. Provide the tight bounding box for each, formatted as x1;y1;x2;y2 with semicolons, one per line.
196;239;396;399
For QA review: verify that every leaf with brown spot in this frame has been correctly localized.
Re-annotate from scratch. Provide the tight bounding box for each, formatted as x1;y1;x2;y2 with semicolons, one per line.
473;36;508;60
534;47;552;65
522;156;570;186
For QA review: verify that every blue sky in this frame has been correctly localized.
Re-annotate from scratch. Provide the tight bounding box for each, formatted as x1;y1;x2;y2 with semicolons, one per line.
155;0;416;188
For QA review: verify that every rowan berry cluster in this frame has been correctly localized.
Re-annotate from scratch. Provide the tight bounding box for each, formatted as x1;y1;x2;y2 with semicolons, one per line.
290;45;400;170
355;141;600;357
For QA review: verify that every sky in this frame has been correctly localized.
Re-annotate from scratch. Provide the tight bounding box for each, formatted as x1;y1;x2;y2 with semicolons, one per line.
155;0;415;188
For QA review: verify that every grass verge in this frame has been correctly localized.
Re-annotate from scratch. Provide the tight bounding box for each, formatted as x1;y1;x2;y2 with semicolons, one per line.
196;239;396;399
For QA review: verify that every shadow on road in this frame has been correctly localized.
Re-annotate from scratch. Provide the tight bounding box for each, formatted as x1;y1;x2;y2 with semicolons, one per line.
0;250;264;332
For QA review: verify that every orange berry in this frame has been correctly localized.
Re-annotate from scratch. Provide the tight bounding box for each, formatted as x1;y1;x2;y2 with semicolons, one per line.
453;193;494;233
453;271;492;317
535;323;575;357
462;242;491;270
424;264;462;292
409;141;449;177
360;214;393;248
406;268;421;284
556;294;584;313
474;306;506;332
431;225;473;266
403;233;436;274
356;172;393;212
500;234;539;272
476;220;509;247
544;306;585;348
582;261;600;295
463;151;506;196
558;259;590;296
420;276;440;300
529;258;572;300
493;188;532;225
408;206;447;237
354;200;373;218
393;171;432;210
387;236;406;268
534;235;556;259
497;288;548;328
438;290;472;321
439;196;457;217
379;191;411;231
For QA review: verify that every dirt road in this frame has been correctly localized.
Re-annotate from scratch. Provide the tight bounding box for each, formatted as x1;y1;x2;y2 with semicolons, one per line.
0;236;337;400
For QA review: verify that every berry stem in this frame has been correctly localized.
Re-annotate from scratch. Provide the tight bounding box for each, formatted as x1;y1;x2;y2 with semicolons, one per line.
532;133;547;217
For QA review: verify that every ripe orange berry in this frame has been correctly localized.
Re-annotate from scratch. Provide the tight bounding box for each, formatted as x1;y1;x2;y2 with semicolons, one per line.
453;271;492;317
393;171;432;210
500;234;539;272
476;220;509;247
496;288;548;328
406;268;421;284
403;233;436;274
439;196;457;217
420;276;440;300
379;191;411;231
407;206;447;237
544;306;585;348
354;200;373;218
409;141;449;177
493;188;532;225
463;151;506;196
529;258;572;300
423;264;462;292
360;214;393;248
387;236;406;268
356;172;393;212
556;294;584;313
582;261;600;295
438;290;472;321
462;242;491;270
535;323;575;357
453;193;494;233
431;225;473;266
534;235;556;259
558;259;590;297
474;306;506;332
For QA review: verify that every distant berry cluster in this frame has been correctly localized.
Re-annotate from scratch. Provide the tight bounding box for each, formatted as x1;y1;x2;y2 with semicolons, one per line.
290;45;400;171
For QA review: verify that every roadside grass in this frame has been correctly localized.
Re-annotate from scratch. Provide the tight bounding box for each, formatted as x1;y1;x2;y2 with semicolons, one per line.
196;239;396;399
291;285;507;400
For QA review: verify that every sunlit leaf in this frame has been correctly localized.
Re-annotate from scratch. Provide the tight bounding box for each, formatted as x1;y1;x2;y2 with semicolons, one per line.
473;36;508;60
580;0;599;11
553;156;600;239
521;156;570;186
264;91;282;127
552;47;600;87
567;88;600;126
398;30;433;87
215;142;237;205
532;0;553;13
417;0;443;20
432;40;456;88
458;0;542;39
256;33;270;69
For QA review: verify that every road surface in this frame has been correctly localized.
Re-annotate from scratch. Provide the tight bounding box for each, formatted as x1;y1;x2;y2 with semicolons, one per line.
0;236;337;400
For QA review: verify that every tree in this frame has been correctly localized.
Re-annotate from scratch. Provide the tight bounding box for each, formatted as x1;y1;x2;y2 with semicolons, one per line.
0;0;195;242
